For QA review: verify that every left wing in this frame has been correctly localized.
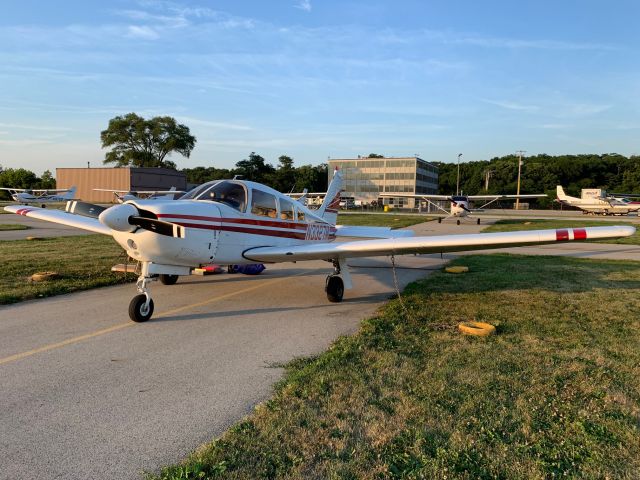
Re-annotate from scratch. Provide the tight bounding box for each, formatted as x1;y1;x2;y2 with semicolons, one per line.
4;205;111;235
242;225;634;263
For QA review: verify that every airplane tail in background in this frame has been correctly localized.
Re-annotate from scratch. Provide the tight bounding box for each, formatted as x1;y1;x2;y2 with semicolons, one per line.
317;168;343;225
556;185;577;202
63;186;77;200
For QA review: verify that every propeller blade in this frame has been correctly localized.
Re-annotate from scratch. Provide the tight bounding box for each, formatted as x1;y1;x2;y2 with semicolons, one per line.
66;200;107;218
130;216;185;238
461;205;472;213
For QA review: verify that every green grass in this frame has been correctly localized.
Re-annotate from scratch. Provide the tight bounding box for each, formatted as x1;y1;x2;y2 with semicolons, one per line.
0;223;28;230
150;254;640;480
484;218;640;245
338;213;435;229
0;234;136;304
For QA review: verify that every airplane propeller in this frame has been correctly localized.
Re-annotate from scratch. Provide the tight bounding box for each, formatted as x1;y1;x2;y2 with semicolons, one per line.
65;201;107;218
98;203;185;238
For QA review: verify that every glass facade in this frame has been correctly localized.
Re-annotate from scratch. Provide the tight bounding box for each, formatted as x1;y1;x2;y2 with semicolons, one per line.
327;157;438;208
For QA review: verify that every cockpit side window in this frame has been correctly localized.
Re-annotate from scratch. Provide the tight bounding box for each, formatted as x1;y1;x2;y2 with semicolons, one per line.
199;181;247;211
296;206;305;222
251;189;277;218
279;198;295;221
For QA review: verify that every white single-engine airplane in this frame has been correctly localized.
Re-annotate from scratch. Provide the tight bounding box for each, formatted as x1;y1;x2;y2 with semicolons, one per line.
0;186;77;206
556;186;640;215
381;192;546;224
4;171;634;323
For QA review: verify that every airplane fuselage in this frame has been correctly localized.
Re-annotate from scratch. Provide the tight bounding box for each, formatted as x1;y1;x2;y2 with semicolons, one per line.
108;180;337;270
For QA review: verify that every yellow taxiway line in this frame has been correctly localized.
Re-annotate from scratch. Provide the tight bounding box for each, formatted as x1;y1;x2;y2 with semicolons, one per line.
0;273;305;367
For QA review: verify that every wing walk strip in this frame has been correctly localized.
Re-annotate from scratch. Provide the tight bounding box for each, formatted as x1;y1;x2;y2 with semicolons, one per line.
0;272;306;367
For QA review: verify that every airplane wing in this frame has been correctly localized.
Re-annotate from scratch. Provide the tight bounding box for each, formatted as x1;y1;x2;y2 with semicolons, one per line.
241;225;634;263
335;225;414;239
93;188;185;194
4;205;111;235
380;193;452;200
0;187;24;192
467;194;546;200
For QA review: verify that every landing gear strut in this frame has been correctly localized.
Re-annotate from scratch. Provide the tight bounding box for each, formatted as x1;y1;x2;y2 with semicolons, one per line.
129;275;155;322
325;259;345;303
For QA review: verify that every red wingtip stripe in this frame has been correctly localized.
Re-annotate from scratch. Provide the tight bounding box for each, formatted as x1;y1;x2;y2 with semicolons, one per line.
556;229;569;241
573;228;587;240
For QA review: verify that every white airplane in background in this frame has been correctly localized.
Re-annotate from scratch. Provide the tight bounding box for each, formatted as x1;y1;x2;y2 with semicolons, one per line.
381;192;546;224
0;186;77;207
556;186;640;215
5;170;633;323
93;187;184;203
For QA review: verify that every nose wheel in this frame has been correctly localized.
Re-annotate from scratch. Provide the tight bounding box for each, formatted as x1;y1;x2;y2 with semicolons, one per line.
129;294;154;322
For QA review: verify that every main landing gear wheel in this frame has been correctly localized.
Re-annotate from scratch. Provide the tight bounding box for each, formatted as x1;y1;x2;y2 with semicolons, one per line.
437;217;442;223
326;275;344;303
477;218;481;225
456;219;461;225
129;294;154;322
159;274;179;285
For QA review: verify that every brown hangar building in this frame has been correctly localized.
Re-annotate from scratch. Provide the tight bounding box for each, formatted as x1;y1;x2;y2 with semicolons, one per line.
56;167;187;203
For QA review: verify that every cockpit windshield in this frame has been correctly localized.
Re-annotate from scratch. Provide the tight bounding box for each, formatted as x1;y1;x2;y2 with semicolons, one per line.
194;181;247;211
451;195;467;202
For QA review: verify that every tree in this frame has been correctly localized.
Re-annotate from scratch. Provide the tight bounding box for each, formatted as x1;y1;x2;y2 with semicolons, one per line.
367;153;384;158
101;113;196;169
0;168;38;199
272;155;296;192
36;170;56;189
234;152;275;183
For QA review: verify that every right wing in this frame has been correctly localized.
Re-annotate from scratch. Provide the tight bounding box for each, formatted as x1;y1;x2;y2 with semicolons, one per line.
242;225;635;263
4;205;111;235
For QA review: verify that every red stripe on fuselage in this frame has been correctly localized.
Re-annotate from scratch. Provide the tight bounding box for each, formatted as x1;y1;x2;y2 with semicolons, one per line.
573;228;587;240
556;229;569;241
157;213;309;230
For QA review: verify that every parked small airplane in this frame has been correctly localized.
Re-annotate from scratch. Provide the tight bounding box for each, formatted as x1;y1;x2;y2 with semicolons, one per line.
0;186;76;207
5;171;633;322
556;186;640;215
381;192;546;224
93;187;184;203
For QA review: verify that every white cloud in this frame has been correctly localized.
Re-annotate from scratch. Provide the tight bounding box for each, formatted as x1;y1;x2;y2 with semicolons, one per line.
480;99;540;112
176;116;252;131
294;0;312;12
126;25;160;40
0;122;73;132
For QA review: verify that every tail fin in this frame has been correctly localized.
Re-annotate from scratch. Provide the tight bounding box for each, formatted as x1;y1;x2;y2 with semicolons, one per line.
556;185;576;202
64;186;77;200
317;168;343;225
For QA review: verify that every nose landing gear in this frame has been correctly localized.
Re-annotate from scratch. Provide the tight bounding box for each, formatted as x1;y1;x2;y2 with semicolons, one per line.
129;275;155;322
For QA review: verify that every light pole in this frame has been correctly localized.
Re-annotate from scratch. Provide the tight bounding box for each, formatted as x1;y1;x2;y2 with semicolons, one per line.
515;150;526;210
456;153;462;195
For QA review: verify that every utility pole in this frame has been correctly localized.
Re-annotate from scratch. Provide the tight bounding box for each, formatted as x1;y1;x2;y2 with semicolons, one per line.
484;170;492;190
515;150;526;210
456;153;462;196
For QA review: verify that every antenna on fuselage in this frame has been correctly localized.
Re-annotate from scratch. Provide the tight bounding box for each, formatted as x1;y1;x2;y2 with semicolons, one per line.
233;175;244;180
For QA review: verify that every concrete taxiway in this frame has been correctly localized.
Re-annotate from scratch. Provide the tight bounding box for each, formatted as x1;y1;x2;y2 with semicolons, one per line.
2;219;640;480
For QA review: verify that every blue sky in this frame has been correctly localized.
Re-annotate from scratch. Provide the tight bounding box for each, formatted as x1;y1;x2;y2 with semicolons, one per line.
0;0;638;175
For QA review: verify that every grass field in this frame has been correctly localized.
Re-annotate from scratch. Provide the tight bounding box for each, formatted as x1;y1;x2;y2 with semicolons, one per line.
338;213;434;229
0;235;136;304
484;218;640;245
0;223;28;230
150;254;640;479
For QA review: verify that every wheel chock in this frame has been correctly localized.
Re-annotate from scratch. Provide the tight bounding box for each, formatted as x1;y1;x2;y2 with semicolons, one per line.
458;321;496;336
445;266;469;274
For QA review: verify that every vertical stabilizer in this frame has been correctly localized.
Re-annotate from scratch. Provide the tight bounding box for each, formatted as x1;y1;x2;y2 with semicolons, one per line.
556;185;576;202
317;168;343;225
63;186;77;200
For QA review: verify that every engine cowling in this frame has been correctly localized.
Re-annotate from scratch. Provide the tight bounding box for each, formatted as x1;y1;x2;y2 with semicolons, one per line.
99;204;139;232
